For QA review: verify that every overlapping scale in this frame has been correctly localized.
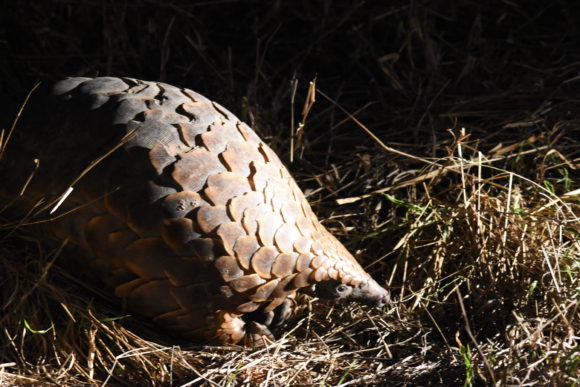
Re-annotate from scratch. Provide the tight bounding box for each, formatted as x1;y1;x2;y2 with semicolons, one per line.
229;274;266;293
85;214;127;258
128;110;186;150
172;148;225;193
293;268;313;288
310;255;326;269
171;286;214;314
200;120;245;154
280;201;301;224
296;215;315;238
216;222;246;255
241;206;260;235
163;257;207;287
235;122;262;146
236;301;261;313
296;253;313;272
196;205;230;234
257;212;284;247
125;279;179;317
106;229;139;261
228;192;262;221
311;240;325;255
274;223;301;253
271;252;299;278
233;235;260;269
250;279;280;302
122;238;175;280
248;161;273;192
204;171;251;206
251;246;279;279
293;236;313;254
215;255;244;282
313;267;329;282
149;142;176;175
160;217;199;254
268;177;294;214
221;141;263;176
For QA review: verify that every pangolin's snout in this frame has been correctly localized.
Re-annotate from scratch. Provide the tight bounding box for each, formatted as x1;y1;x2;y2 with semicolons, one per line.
376;290;390;307
360;278;390;308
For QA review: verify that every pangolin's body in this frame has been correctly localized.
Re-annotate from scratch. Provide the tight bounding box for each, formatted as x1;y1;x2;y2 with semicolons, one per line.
1;77;389;345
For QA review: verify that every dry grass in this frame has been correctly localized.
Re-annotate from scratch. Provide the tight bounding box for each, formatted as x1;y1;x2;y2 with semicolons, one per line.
1;1;579;385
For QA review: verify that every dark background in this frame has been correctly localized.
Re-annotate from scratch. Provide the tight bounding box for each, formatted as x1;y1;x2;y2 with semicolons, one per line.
2;0;580;144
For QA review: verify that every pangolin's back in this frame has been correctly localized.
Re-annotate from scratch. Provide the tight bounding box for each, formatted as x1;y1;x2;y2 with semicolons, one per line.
0;77;388;345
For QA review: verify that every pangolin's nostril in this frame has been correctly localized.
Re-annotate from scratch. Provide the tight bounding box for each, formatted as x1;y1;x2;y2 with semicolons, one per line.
377;292;390;307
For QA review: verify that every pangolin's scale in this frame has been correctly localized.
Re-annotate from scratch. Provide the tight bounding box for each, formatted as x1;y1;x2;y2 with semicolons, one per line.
2;77;381;344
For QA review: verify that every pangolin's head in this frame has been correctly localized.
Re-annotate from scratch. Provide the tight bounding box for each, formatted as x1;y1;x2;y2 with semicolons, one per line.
311;277;390;308
292;229;390;308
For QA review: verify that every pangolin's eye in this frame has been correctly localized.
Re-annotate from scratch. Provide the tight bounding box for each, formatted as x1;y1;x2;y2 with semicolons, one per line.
336;284;348;293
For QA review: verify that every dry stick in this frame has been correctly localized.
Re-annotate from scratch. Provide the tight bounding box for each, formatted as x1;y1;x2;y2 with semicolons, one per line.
337;147;551;204
0;197;45;241
285;358;312;386
331;102;375;133
331;108;578;229
501;172;514;249
298;79;317;159
0;237;69;324
317;89;430;165
19;158;40;196
420;300;457;360
455;287;496;385
456;129;481;245
512;300;577;350
32;127;137;218
0;82;41;159
550;297;574;331
169;345;176;387
541;245;562;294
318;89;555;204
544;216;565;286
457;128;469;207
2;187;120;230
290;76;298;163
101;346;178;387
87;328;97;381
0;158;40;215
189;368;222;387
50;186;74;215
59;302;76;323
477;152;483;234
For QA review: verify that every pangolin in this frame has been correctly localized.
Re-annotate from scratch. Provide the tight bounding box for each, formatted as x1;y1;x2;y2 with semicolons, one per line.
0;77;389;345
